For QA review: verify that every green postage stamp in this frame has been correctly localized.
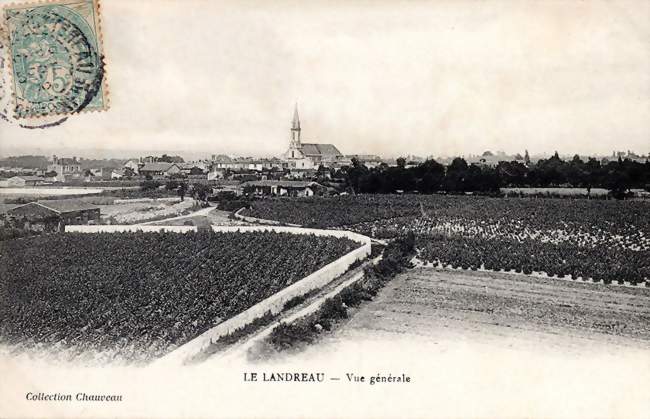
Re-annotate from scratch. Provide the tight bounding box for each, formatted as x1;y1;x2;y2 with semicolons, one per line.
2;0;107;119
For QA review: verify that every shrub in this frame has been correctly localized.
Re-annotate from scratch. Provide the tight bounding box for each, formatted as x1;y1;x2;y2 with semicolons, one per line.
318;296;348;320
282;294;307;311
269;322;315;349
140;180;162;191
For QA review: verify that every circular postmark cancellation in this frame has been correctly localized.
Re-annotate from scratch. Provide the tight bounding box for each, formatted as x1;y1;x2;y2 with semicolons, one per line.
6;2;105;120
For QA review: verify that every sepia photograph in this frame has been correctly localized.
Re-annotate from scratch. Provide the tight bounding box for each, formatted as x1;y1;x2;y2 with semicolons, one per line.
0;0;649;418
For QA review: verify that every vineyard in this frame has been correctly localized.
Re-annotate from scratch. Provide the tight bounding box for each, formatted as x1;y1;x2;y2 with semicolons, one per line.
244;195;650;284
0;231;359;362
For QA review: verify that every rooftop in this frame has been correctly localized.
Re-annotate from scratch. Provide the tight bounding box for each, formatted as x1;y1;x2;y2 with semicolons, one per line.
300;143;342;157
139;162;178;172
10;175;45;181
35;199;100;213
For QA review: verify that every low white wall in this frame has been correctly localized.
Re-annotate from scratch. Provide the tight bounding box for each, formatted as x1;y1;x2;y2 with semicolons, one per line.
158;226;371;364
113;197;182;204
233;207;301;227
64;225;197;233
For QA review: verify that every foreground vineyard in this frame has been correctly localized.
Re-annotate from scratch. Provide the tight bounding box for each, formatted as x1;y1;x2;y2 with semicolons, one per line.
0;231;359;362
245;196;650;284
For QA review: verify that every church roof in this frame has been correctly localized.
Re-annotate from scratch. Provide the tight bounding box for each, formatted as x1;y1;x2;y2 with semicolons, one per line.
300;143;342;157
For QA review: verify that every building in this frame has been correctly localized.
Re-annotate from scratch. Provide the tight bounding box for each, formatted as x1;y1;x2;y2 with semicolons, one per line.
178;162;207;175
211;157;284;172
87;168;113;181
2;199;101;232
111;168;126;179
138;162;182;178
281;104;344;168
123;159;140;174
208;168;227;180
5;176;47;187
347;154;384;169
242;180;321;197
47;155;82;181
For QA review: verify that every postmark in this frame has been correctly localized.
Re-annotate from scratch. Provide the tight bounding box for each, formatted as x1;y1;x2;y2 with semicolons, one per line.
2;0;107;120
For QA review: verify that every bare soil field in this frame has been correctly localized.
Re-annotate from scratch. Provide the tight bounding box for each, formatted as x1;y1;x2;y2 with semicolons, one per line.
147;208;248;227
97;199;196;224
329;267;650;352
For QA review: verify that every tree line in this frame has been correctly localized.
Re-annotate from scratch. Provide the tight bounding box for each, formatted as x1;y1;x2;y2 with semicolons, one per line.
337;153;650;198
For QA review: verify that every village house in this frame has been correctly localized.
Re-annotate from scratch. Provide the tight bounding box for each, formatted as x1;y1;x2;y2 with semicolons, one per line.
2;199;101;232
284;168;317;179
123;159;140;174
208;167;227;181
242;180;321;197
87;168;113;181
178;162;207;176
47;155;82;181
4;176;48;187
347;154;384;169
138;162;182;179
212;180;244;196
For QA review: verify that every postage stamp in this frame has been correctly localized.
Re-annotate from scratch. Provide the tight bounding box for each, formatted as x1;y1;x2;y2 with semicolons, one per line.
2;0;107;120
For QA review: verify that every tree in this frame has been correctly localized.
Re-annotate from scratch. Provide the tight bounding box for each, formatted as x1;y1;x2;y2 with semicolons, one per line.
444;157;469;192
178;183;187;201
123;167;136;178
415;159;445;193
396;157;406;169
346;158;369;193
165;180;180;190
192;183;211;203
141;180;161;191
496;161;529;187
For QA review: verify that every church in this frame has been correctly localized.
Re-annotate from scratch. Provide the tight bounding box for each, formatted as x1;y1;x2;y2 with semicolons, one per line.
281;104;345;168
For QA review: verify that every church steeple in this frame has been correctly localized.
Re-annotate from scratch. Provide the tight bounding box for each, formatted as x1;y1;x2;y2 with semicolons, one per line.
292;103;300;130
290;103;301;149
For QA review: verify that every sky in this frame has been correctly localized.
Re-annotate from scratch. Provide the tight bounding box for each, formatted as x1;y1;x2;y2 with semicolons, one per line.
0;0;648;159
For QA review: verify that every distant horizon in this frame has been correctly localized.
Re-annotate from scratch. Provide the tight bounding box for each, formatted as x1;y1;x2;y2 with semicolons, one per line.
0;145;647;163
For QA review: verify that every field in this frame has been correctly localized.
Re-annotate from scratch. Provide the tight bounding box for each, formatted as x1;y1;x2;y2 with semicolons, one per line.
146;208;247;227
97;198;197;224
0;231;359;362
244;195;650;284
310;267;650;354
0;187;103;196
